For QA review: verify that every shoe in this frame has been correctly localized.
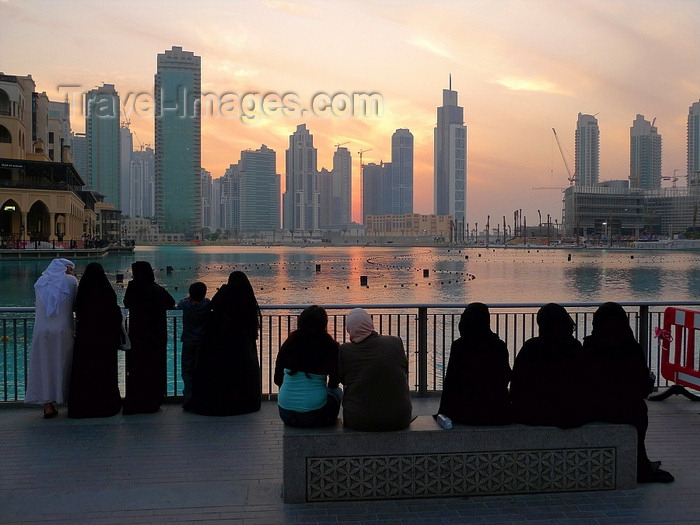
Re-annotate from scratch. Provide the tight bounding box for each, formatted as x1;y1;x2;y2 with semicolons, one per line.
638;468;674;483
43;404;58;419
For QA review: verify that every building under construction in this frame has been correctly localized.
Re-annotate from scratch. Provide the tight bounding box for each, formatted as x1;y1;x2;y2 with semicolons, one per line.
563;182;700;239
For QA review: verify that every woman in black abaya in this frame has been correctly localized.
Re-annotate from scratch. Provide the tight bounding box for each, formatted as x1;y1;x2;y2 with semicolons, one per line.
122;261;175;414
68;262;123;418
186;271;261;416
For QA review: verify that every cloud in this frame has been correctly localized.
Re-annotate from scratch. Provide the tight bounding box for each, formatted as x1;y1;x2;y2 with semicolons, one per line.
495;76;572;96
409;37;454;60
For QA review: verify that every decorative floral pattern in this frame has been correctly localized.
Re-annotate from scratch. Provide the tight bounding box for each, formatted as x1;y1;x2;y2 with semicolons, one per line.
307;448;616;501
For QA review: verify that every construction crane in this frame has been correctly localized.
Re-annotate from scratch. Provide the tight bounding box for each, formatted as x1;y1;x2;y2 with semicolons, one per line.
552;128;577;185
334;141;350;151
662;168;680;187
532;187;566;191
358;148;373;224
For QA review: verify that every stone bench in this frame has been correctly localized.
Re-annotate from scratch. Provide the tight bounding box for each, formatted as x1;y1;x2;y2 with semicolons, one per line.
283;416;637;503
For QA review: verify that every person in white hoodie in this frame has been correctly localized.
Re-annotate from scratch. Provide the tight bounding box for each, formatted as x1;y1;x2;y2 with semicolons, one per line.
25;258;78;418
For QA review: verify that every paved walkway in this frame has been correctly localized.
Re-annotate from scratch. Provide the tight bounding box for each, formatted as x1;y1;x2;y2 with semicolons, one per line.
1;395;699;525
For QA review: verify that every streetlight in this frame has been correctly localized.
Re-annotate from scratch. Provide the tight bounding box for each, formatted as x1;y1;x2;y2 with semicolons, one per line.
602;221;607;247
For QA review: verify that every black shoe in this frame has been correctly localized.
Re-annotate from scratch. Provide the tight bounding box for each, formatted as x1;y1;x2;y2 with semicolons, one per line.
638;468;674;483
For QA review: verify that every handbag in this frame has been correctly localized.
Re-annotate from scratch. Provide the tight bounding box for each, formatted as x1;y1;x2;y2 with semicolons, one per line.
118;308;131;351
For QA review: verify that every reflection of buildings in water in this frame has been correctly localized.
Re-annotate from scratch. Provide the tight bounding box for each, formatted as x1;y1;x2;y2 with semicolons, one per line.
685;267;700;297
627;267;662;296
565;266;603;298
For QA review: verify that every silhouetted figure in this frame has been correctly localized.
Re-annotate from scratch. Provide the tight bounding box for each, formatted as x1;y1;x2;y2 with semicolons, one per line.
438;303;512;425
582;302;673;483
122;261;175;415
186;271;261;416
338;308;412;431
274;305;342;427
25;258;78;418
68;262;122;418
177;282;211;406
510;303;588;428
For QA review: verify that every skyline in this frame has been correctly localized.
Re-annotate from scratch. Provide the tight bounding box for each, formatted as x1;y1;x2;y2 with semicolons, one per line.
2;0;699;225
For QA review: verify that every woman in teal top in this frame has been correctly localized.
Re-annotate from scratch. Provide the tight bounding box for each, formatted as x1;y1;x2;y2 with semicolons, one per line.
274;305;342;427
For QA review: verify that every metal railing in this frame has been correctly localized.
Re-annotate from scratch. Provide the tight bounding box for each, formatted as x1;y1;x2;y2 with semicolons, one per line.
2;302;699;403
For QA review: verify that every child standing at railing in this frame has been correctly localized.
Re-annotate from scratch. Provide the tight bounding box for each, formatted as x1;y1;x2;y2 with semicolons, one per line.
178;282;211;407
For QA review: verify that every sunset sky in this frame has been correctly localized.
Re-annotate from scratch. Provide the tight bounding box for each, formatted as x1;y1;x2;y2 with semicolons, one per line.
2;0;699;226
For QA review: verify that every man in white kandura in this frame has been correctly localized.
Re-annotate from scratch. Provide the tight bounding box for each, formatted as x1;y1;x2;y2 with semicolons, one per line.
25;258;79;418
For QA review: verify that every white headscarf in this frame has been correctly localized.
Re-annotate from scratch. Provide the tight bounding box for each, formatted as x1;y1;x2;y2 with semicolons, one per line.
346;308;375;343
34;258;75;316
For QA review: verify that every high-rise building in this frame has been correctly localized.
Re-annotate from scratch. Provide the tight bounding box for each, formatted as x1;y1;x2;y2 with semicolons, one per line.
319;146;352;228
130;146;155;218
154;46;201;238
283;124;318;232
434;83;466;226
119;126;133;214
201;168;212;231
688;100;700;187
575;113;600;186
362;161;392;218
86;84;120;207
391;129;413;215
238;145;280;232
70;132;87;180
630;114;662;189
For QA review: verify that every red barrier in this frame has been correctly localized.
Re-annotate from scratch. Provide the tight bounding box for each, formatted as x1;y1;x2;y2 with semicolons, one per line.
650;307;700;401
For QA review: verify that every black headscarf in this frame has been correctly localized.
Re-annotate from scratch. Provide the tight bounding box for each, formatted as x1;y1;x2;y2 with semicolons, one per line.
536;303;575;339
131;261;155;284
458;302;492;337
75;262;117;315
211;271;260;340
590;301;636;347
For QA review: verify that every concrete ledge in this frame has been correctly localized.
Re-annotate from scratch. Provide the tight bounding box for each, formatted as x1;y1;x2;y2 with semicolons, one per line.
283;416;637;502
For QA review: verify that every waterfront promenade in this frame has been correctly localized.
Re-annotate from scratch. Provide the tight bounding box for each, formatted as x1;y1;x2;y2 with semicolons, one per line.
1;396;699;525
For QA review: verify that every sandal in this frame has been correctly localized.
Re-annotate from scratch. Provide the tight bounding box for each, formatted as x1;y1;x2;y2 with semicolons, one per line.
43;404;58;419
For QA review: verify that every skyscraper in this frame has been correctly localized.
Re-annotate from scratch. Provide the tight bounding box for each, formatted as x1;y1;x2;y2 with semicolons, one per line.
391;129;413;215
238;145;280;231
130;146;155;218
688;100;700;187
630;114;661;189
575;113;600;186
119;126;133;214
434;83;466;224
154;46;201;237
326;146;353;226
283;124;318;232
362;162;392;218
86;84;120;207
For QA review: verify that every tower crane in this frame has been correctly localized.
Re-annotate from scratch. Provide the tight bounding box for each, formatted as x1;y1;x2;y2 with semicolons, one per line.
552;128;577;185
662;168;680;187
334;141;350;151
358;148;373;224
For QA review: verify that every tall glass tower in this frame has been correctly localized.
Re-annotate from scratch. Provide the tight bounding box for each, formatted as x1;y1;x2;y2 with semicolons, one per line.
688;100;700;187
575;113;600;186
283;124;318;232
434;83;466;224
332;146;352;225
391;128;413;215
154;46;201;238
630;114;661;189
85;84;120;207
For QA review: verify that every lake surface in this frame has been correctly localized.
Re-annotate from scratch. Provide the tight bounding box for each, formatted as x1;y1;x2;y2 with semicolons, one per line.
3;245;700;307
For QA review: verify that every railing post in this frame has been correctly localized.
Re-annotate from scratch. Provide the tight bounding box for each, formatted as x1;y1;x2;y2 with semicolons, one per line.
639;304;649;362
417;307;428;397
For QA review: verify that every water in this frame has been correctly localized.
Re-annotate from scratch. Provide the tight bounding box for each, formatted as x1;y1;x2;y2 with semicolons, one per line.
3;245;700;306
